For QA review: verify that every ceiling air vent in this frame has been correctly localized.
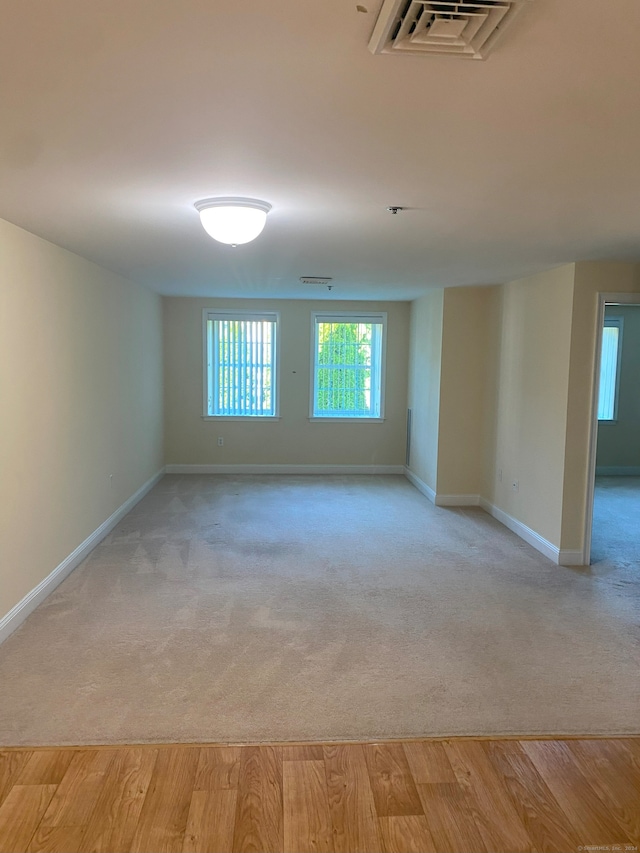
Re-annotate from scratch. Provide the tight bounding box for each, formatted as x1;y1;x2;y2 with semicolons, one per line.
369;0;532;60
300;277;333;285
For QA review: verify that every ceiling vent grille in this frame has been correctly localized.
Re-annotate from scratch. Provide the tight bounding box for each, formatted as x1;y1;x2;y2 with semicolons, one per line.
369;0;532;60
300;276;333;285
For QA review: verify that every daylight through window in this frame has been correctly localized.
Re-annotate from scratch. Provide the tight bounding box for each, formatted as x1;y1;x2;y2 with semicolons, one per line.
205;312;278;417
312;313;385;418
597;317;622;421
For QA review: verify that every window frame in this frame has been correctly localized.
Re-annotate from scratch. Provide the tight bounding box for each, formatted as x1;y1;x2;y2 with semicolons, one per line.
309;311;387;422
202;309;281;420
597;315;623;423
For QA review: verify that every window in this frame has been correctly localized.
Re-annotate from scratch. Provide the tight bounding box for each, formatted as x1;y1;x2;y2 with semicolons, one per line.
311;312;386;419
597;316;623;421
204;311;278;417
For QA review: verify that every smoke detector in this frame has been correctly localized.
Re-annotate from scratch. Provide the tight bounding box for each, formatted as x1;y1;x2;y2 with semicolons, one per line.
369;0;532;60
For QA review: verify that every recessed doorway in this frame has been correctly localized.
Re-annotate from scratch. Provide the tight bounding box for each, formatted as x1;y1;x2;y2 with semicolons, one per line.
586;295;640;566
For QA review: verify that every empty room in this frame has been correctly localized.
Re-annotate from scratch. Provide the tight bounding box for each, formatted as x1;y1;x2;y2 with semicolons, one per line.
1;1;639;851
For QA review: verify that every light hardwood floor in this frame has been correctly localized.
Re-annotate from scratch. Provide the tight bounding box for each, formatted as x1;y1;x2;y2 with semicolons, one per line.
0;738;638;852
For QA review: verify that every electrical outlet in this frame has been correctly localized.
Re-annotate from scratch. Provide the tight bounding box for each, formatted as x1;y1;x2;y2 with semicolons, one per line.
217;437;224;446
512;480;519;492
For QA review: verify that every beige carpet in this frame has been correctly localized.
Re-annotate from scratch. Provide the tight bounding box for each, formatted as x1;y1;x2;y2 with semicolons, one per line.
592;475;640;567
0;474;638;746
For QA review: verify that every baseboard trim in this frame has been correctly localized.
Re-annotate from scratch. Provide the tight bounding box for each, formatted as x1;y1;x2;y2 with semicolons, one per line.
403;468;436;504
0;468;165;646
557;549;586;566
165;464;405;475
478;498;570;564
404;474;585;566
435;494;481;507
595;466;640;476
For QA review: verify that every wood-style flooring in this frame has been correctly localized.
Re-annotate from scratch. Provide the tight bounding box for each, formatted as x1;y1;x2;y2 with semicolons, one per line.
0;737;639;853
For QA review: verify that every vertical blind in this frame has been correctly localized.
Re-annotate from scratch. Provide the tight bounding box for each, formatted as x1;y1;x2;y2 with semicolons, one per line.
597;319;621;421
207;314;277;416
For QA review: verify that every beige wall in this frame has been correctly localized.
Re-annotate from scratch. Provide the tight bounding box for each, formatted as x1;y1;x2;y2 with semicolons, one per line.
0;218;164;620
163;298;409;466
405;261;640;561
467;261;640;557
415;268;576;548
438;286;499;498
596;305;640;469
406;291;443;491
561;262;640;553
474;262;640;557
490;265;575;547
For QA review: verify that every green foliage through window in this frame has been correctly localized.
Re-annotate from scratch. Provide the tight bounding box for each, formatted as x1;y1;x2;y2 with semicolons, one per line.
313;315;384;418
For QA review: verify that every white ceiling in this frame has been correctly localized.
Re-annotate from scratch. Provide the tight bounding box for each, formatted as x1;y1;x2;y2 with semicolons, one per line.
2;0;640;300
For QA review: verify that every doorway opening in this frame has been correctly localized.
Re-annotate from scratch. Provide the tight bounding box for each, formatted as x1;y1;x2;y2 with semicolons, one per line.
585;294;640;566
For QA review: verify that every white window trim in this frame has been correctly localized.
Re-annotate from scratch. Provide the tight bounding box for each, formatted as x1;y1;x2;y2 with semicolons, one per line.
202;416;282;422
202;309;281;419
309;311;387;422
598;315;623;423
306;417;385;424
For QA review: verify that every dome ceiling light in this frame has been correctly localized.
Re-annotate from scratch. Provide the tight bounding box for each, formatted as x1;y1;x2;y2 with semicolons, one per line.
194;197;272;246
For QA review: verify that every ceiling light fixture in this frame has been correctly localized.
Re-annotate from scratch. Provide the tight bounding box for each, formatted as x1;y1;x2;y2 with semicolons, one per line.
194;197;272;246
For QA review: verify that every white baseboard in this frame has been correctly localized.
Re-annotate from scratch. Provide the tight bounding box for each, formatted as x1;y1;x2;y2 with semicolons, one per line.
403;467;436;504
165;464;405;475
402;471;587;566
435;494;481;507
478;498;585;566
595;466;640;476
0;468;165;646
403;470;482;509
557;549;586;566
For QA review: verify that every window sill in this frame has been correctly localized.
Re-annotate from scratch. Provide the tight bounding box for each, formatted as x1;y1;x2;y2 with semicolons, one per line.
598;419;618;424
202;415;281;422
307;417;385;424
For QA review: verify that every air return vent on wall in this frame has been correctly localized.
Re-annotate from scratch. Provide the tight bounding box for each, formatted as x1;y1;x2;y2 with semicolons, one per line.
369;0;532;60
